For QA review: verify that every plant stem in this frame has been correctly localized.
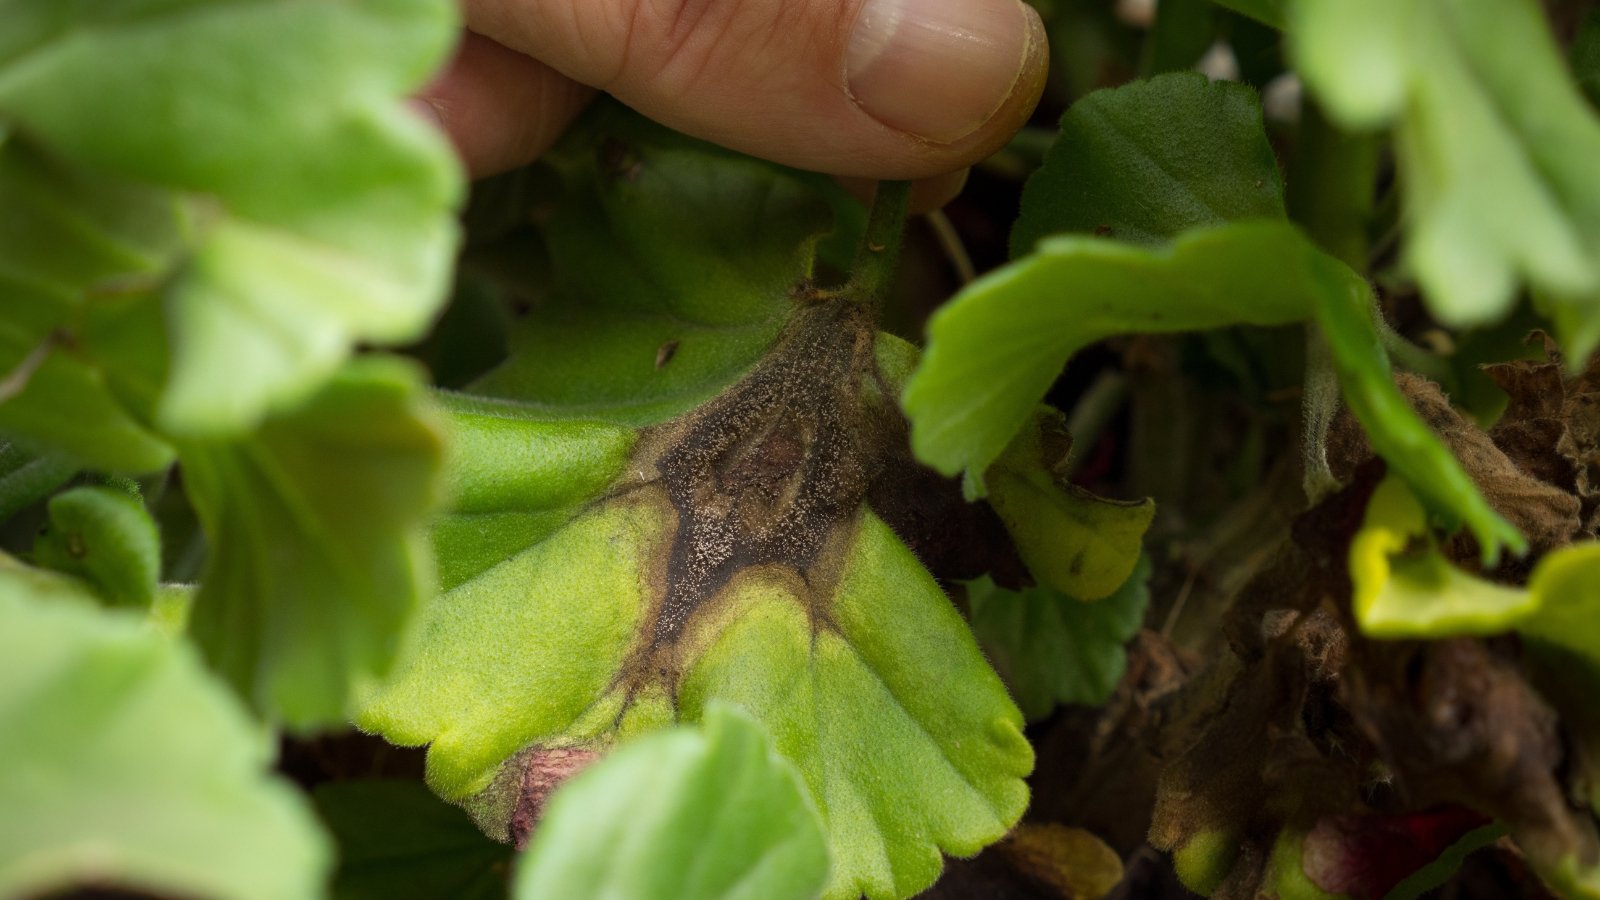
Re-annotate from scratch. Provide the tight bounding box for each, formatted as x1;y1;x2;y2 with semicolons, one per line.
849;180;912;307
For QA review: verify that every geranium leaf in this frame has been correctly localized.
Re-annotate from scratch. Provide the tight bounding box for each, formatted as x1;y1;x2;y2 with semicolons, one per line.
469;103;837;427
1012;73;1284;255
902;219;1522;561
1291;0;1600;351
0;139;179;473
986;412;1153;600
362;499;1029;900
34;485;160;610
0;559;329;899
514;704;829;900
314;780;512;900
1349;476;1537;638
969;556;1152;722
0;441;76;521
0;0;462;437
1208;0;1284;28
181;357;446;729
430;393;637;592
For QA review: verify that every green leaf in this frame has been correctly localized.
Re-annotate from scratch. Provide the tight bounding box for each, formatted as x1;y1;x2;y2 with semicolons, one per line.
515;704;829;900
34;485;160;610
1574;11;1600;108
0;0;463;436
0;139;179;473
1385;824;1509;900
0;561;329;899
1349;476;1536;638
314;780;512;900
1348;480;1600;665
361;504;1031;900
0;441;76;522
469;103;835;427
182;357;446;729
677;514;1032;899
1208;0;1284;28
1012;73;1284;255
1291;0;1600;346
969;555;1152;721
431;393;637;592
987;412;1153;600
903;219;1521;560
1520;542;1600;660
359;499;654;799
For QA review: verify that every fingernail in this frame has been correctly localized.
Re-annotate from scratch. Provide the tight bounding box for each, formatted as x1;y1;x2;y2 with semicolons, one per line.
847;0;1045;144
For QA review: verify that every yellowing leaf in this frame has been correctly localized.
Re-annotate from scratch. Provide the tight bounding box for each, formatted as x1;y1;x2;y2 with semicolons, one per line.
1349;477;1536;638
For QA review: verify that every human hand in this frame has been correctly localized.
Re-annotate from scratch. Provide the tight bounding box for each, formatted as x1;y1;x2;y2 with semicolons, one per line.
417;0;1048;209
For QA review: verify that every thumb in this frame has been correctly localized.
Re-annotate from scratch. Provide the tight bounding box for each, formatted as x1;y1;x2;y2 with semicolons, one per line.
464;0;1048;179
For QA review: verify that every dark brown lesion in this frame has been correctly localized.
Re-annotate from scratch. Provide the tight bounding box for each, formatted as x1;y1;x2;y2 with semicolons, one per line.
642;295;882;647
600;287;1022;701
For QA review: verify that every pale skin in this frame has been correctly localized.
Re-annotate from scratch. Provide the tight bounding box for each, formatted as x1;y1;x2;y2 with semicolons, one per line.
418;0;1051;211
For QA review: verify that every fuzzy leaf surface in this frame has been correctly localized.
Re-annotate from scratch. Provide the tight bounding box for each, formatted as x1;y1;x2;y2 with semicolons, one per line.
903;219;1521;559
34;485;160;610
969;556;1151;722
0;561;329;900
515;704;828;900
0;139;178;472
1292;0;1600;349
0;0;462;436
0;441;76;522
181;357;446;729
430;392;637;592
986;414;1154;600
1011;73;1284;255
470;105;835;427
314;780;512;900
362;506;1031;900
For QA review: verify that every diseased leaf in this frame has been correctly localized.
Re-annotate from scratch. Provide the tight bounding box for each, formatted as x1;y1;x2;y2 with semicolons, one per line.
676;513;1031;899
969;556;1152;721
0;0;462;437
314;780;512;900
364;497;1030;900
34;485;160;610
1291;0;1600;348
365;109;1036;900
182;357;446;729
470;103;836;427
1350;476;1536;638
0;560;329;900
903;220;1522;560
363;299;1032;900
515;704;829;900
1012;73;1284;255
1349;481;1600;682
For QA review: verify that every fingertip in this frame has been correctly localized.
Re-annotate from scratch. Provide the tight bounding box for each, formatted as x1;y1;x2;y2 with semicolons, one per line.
418;31;594;178
468;0;1046;181
839;170;970;214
